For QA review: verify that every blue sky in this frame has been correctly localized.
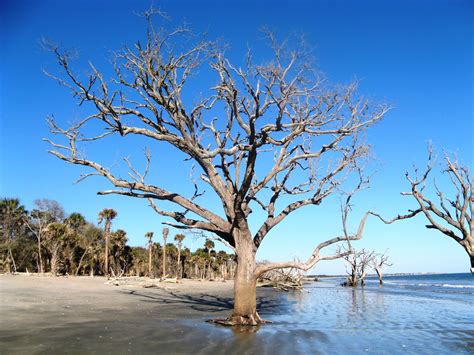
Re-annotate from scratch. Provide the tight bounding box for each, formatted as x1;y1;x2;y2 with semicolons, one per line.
1;0;472;274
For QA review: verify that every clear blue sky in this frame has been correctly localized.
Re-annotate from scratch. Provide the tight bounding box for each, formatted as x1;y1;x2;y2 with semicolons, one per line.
1;0;472;274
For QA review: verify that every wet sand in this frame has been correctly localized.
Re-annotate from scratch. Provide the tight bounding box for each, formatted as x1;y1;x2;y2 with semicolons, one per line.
0;275;283;354
1;274;473;354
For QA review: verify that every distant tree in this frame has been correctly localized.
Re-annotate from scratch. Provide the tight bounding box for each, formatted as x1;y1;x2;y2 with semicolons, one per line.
44;13;386;325
98;208;117;276
130;246;148;276
162;228;169;278
204;239;215;279
174;233;185;279
27;199;64;273
43;222;68;275
145;231;154;277
181;247;191;278
358;249;375;286
341;248;375;287
111;229;129;275
215;250;229;280
75;224;102;276
0;198;27;273
372;251;392;285
371;147;473;274
64;213;86;233
204;239;215;255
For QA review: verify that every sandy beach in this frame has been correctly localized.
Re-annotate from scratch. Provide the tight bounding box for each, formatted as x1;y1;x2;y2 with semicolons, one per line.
1;274;473;354
0;275;281;354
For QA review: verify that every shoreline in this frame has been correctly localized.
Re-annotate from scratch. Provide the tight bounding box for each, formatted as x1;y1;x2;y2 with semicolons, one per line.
1;274;472;354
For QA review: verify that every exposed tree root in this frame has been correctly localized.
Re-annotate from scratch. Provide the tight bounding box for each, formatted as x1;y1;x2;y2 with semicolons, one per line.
207;312;271;327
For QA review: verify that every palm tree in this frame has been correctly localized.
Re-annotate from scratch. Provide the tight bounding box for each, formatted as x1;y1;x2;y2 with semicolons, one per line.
75;224;102;276
162;227;169;278
64;213;86;233
204;239;215;279
174;234;185;279
111;229;128;275
98;208;117;276
0;198;27;273
145;231;154;277
44;222;68;276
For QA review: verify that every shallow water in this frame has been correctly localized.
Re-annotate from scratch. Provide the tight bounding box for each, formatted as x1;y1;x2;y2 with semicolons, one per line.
187;274;474;354
1;274;473;354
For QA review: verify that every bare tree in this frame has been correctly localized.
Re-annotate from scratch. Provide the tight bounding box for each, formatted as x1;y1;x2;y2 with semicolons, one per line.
162;227;169;278
358;249;375;286
340;248;374;287
26;199;64;274
372;251;392;285
44;13;387;325
370;147;473;274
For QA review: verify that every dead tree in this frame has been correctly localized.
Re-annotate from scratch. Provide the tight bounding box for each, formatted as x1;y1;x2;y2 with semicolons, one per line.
371;146;473;274
372;251;392;285
26;199;64;274
341;248;374;287
257;263;305;291
358;249;375;286
44;12;388;325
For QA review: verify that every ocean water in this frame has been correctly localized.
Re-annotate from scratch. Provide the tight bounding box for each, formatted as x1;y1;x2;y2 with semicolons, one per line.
363;273;474;297
1;274;473;354
196;273;474;354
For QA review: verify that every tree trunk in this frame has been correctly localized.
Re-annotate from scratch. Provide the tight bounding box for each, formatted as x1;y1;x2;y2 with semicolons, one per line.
76;249;88;276
148;244;152;277
162;245;166;278
50;245;59;276
37;238;44;274
375;267;383;285
177;247;181;279
8;248;17;274
5;228;16;273
104;220;110;277
232;251;258;323
470;254;474;275
211;228;264;326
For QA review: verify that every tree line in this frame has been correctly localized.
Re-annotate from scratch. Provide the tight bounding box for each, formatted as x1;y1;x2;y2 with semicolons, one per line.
0;198;237;279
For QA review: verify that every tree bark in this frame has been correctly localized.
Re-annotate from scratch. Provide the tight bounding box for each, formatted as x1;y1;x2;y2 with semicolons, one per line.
104;220;110;276
375;267;383;285
177;247;181;279
148;244;152;277
228;229;263;325
470;254;474;275
233;251;258;322
37;238;44;274
50;245;59;276
162;245;167;278
76;249;88;276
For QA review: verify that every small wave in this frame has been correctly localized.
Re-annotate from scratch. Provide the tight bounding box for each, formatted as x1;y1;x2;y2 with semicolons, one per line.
439;284;474;289
413;283;474;289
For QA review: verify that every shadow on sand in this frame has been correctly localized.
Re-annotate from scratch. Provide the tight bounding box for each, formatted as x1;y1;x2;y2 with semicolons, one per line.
120;288;287;316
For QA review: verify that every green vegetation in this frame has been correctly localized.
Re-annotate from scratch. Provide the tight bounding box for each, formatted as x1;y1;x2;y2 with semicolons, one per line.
0;197;236;279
